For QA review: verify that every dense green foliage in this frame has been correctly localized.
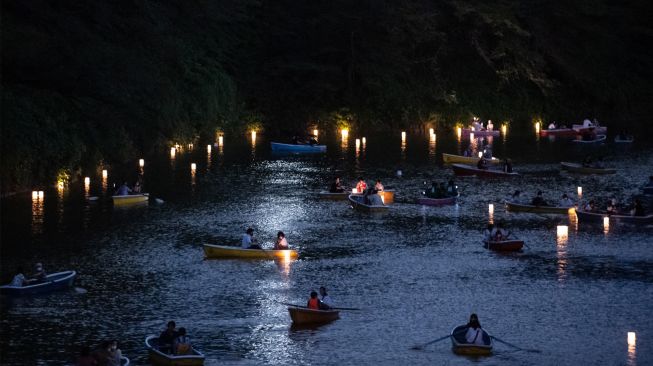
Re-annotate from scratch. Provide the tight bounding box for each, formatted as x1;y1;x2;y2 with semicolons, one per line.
2;0;652;189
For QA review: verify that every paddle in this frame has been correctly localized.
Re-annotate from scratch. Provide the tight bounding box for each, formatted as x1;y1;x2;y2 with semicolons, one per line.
74;287;88;294
277;301;361;311
410;335;449;350
491;336;541;353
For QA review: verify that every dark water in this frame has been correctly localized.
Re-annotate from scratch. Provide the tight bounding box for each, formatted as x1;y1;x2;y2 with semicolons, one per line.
1;128;652;365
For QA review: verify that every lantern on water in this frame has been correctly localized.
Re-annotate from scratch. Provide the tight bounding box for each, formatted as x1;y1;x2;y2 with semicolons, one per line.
313;129;318;137
139;159;145;167
84;177;90;185
352;188;357;194
502;124;508;135
628;332;636;346
488;204;494;215
191;163;197;171
478;151;483;158
57;181;64;190
401;131;406;142
341;129;349;139
251;131;256;140
207;145;211;153
362;137;366;145
469;132;475;140
557;225;568;237
32;191;38;199
38;191;44;199
535;122;541;133
218;136;224;146
603;216;609;228
102;169;108;178
457;127;462;138
429;128;434;136
577;186;582;196
355;139;361;149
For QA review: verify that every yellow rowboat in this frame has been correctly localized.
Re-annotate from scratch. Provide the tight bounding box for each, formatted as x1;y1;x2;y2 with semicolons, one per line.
442;153;502;165
145;335;205;366
288;306;340;325
203;244;298;260
450;325;493;356
505;201;575;215
112;193;149;206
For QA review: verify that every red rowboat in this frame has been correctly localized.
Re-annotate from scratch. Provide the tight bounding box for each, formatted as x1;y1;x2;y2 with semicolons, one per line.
483;240;524;252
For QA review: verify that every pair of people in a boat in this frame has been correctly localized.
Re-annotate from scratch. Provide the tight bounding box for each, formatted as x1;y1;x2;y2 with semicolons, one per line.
354;178;384;193
484;223;509;241
307;287;334;310
585;199;646;216
582;156;604;169
9;262;46;287
115;180;142;196
242;228;290;250
76;340;122;366
510;190;574;207
425;180;457;199
158;321;193;355
291;135;317;145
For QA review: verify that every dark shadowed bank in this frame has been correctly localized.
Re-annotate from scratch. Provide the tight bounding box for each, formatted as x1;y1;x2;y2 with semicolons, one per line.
2;0;652;191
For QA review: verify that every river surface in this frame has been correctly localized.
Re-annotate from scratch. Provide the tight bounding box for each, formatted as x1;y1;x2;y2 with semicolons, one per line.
1;128;652;365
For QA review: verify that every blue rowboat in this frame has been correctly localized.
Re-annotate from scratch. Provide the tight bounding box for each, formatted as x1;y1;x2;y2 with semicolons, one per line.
270;142;326;153
450;325;493;355
348;194;388;213
0;270;77;296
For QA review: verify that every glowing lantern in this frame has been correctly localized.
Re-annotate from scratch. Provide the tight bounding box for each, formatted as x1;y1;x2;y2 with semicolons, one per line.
628;332;636;346
401;131;406;142
341;129;349;139
251;131;256;139
84;177;90;185
557;225;568;237
205;145;210;153
38;191;44;199
362;137;366;145
469;132;474;140
457;127;462;138
478;151;483;158
102;169;108;178
577;186;582;197
535;122;541;133
429;128;434;136
32;191;38;199
57;181;64;190
191;163;197;171
430;133;436;142
352;188;357;194
501;124;508;135
139;159;145;167
489;203;494;214
170;147;176;158
355;138;361;149
313;129;318;138
218;135;224;146
189;143;194;149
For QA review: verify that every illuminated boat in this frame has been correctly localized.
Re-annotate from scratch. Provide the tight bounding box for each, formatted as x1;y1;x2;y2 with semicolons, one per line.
288;306;340;325
450;325;493;355
572;135;606;144
560;162;615;174
442;153;502;165
483;239;524;252
203;244;298;260
572;124;607;134
505;201;574;214
348;194;388;213
461;128;500;137
539;128;577;136
318;191;349;200
417;194;459;206
451;164;519;178
270;142;326;153
575;210;653;225
0;271;76;296
112;193;149;206
145;336;205;366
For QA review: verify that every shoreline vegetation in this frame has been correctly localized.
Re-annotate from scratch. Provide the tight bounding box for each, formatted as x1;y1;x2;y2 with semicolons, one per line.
2;1;651;193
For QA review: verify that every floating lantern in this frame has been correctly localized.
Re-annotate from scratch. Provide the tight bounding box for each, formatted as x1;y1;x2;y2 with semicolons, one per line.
251;131;257;140
489;203;494;214
352;188;357;194
102;169;108;179
478;151;483;158
557;225;568;237
170;147;176;158
457;127;462;139
429;128;434;136
38;191;44;199
362;137;366;145
341;129;349;139
501;124;508;135
32;191;38;199
401;131;406;142
469;132;474;140
84;177;90;185
577;186;582;197
628;332;636;346
535;122;541;133
218;135;224;146
313;129;318;138
139;159;145;167
191;163;197;171
355;138;361;149
207;145;211;153
57;181;64;190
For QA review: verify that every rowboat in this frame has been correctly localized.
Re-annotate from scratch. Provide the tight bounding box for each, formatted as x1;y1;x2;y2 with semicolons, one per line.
560;162;616;174
442;153;502;165
203;244;298;260
572;124;607;134
348;194;388;213
450;325;493;356
0;271;77;296
483;239;524;252
462;128;500;137
121;356;130;366
318;191;349;200
505;201;574;214
270;142;326;153
539;128;577;136
614;136;634;143
572;135;606;144
112;193;149;206
417;194;458;206
145;336;205;366
575;210;653;225
288;306;340;325
451;164;519;178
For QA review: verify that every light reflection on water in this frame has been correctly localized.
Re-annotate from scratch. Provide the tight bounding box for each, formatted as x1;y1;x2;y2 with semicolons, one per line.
2;131;653;365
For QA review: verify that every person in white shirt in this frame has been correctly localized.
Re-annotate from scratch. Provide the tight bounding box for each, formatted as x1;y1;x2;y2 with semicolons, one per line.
559;194;574;207
274;231;289;250
548;121;557;129
9;267;27;287
319;286;334;308
464;314;485;345
582;118;592;128
242;228;261;249
374;179;384;191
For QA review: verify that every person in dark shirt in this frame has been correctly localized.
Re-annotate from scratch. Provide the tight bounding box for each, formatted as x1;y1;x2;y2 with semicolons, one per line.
329;177;344;193
531;191;548;206
159;321;178;354
477;158;488;170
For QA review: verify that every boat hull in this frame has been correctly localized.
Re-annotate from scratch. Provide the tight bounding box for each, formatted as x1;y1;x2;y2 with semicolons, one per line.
0;271;77;296
145;336;205;366
203;244;298;260
505;201;574;214
112;194;149;206
576;210;653;225
483;240;524;252
451;164;518;178
270;142;326;153
462;129;500;137
318;191;349;200
540;128;577;136
572;125;607;134
288;306;340;325
442;153;501;165
348;194;388;213
417;195;458;206
450;326;493;356
560;162;615;174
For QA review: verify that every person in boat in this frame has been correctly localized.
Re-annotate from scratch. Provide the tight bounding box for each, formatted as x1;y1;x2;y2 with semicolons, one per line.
374;179;384;192
559;194;574;207
503;158;513;173
105;340;122;366
308;135;318;145
9;267;28;287
355;177;367;193
482;145;493;159
464;314;486;345
367;189;384;206
509;190;523;203
446;179;458;197
491;223;509;241
307;291;321;310
582;118;593;128
606;199;618;215
582;156;593;168
476;158;489;170
274;231;289;250
30;262;47;283
484;224;494;242
242;228;261;249
319;286;334;308
132;180;142;193
329;177;345;193
531;191;548;206
291;135;302;145
173;327;192;355
436;182;447;198
425;181;438;198
158;321;178;354
584;200;597;212
75;345;96;366
631;199;645;216
115;182;132;196
548;121;557;130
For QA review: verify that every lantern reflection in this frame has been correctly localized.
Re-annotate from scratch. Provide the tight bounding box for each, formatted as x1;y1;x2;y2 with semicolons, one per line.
535;122;541;134
488;204;494;224
31;190;44;235
401;131;406;143
628;332;636;366
218;135;224;147
603;216;609;234
170;147;176;159
556;225;568;282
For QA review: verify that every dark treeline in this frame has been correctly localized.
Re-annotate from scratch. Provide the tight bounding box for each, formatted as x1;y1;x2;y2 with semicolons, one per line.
2;0;652;190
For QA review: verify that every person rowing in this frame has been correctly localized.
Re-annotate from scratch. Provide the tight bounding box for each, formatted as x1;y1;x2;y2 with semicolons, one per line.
531;191;548;207
319;286;334;308
503;158;513;173
559;194;574;207
490;223;509;241
464;314;485;345
329;177;345;193
446;179;458;197
476;158;489;170
242;228;262;249
307;290;330;310
115;182;132;196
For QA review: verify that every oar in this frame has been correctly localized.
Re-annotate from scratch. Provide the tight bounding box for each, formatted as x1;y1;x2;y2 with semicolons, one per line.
410;335;450;350
276;301;361;311
491;336;541;353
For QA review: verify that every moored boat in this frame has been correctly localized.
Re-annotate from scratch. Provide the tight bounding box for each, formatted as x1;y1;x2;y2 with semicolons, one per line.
572;135;606;144
145;336;205;366
539;128;577;136
203;244;298;260
483;239;524;252
288;306;340;325
417;194;458;206
560;162;616;174
450;325;493;356
318;191;349;200
462;128;500;137
112;193;149;206
348;194;388;213
505;201;574;214
270;142;326;153
0;271;77;296
575;210;653;225
451;164;519;178
442;153;502;165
